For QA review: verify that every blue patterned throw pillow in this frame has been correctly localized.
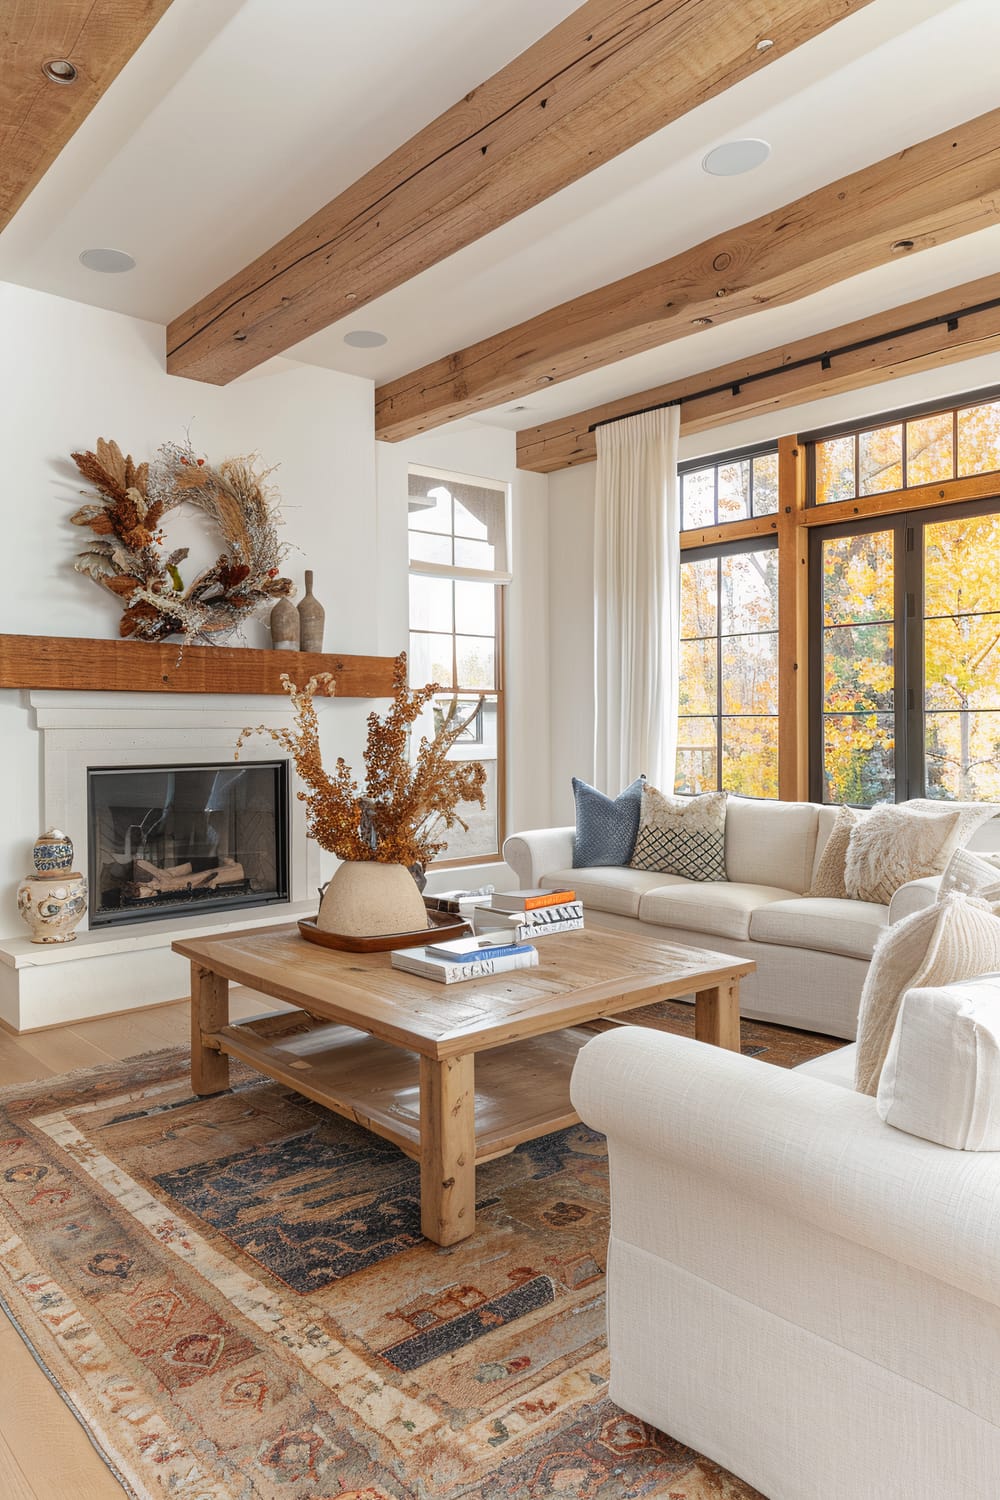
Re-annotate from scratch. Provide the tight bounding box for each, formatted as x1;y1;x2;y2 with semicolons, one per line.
572;776;645;868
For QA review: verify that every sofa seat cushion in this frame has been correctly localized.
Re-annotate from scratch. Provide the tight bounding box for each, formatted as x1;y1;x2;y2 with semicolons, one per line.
749;897;888;961
795;1043;856;1089
637;881;798;941
539;866;683;919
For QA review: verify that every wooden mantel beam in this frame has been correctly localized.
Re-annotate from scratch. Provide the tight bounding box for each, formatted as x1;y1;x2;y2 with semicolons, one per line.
375;107;1000;441
515;274;1000;472
165;0;876;385
0;0;173;233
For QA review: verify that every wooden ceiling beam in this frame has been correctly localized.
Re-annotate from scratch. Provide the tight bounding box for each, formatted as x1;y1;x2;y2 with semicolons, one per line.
514;274;1000;471
0;0;173;233
165;0;876;385
376;108;1000;442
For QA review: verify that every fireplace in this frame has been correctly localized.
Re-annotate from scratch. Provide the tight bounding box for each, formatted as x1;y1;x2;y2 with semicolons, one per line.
87;761;290;927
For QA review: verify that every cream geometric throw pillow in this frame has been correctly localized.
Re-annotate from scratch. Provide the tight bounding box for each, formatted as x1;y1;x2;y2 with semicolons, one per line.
854;892;1000;1096
630;786;727;881
844;801;990;905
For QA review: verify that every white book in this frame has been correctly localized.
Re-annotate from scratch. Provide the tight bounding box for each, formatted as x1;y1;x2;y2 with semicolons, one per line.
511;917;584;941
390;945;539;984
472;900;583;933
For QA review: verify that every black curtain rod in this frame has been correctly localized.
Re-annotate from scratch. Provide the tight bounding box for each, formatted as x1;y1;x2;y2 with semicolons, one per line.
588;294;1000;434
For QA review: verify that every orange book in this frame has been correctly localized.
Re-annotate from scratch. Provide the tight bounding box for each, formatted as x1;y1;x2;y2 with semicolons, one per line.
491;888;576;912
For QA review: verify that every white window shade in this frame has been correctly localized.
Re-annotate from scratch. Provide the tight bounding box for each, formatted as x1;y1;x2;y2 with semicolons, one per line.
408;471;511;582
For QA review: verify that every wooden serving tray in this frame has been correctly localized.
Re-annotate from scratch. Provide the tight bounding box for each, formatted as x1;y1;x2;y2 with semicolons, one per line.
297;909;470;953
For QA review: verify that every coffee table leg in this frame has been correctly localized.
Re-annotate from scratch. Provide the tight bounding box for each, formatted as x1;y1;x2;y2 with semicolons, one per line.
419;1053;476;1245
694;979;741;1051
190;962;230;1095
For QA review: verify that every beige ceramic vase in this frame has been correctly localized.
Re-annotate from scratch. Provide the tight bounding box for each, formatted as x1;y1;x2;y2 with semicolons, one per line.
298;570;325;653
317;860;428;937
269;595;299;650
17;873;88;943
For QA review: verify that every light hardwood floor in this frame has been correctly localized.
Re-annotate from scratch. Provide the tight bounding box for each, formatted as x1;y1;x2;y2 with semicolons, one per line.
0;988;287;1500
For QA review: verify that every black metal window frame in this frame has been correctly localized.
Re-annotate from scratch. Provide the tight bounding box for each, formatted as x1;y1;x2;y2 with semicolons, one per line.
678;440;780;529
808;495;1000;804
679;533;779;797
803;381;1000;508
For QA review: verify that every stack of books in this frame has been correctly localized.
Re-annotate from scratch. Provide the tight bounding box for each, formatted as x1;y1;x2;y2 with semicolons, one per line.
422;886;495;920
390;931;538;984
472;887;584;940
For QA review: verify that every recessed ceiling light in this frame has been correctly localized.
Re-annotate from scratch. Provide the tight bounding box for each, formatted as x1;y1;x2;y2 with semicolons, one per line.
343;329;388;348
692;317;713;327
42;58;78;84
702;138;771;176
79;247;136;273
756;38;775;52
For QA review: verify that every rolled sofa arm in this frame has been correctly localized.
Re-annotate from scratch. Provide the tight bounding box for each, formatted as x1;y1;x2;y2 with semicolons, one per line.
502;826;574;887
571;1027;1000;1307
888;874;941;925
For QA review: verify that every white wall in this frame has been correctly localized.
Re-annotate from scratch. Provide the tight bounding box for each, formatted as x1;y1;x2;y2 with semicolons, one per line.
544;350;1000;811
376;421;551;862
0;280;379;937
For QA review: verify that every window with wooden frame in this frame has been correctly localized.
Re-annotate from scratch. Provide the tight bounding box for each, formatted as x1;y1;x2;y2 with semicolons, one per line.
809;498;1000;806
407;467;508;864
809;385;1000;506
677;535;779;799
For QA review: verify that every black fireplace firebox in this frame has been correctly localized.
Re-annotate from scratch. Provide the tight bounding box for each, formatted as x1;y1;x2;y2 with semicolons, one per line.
87;761;290;927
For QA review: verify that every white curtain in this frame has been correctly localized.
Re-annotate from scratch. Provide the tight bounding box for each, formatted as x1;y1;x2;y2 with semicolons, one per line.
594;405;680;792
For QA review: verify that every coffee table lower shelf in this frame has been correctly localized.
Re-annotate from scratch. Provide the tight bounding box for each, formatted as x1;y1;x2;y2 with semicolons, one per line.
207;1011;591;1165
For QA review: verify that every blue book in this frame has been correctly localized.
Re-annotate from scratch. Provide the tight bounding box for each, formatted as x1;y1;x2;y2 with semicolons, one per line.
423;934;533;962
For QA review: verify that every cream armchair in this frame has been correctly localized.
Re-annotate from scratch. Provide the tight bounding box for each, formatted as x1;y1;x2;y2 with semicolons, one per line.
570;1027;1000;1500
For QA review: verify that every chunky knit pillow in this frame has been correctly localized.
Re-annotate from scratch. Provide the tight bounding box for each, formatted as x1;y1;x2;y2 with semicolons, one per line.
854;893;1000;1095
938;845;1000;902
630;786;727;881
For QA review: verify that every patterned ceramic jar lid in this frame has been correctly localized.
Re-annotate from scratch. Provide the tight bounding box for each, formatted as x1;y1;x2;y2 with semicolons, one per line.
33;829;74;874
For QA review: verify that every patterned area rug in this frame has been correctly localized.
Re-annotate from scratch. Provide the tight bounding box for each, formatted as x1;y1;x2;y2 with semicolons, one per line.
0;1006;839;1498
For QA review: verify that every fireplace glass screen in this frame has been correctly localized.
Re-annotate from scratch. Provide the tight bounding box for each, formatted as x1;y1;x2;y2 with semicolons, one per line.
88;762;289;927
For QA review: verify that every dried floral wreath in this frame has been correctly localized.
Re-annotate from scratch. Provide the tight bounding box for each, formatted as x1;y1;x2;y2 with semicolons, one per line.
236;653;487;869
69;437;293;643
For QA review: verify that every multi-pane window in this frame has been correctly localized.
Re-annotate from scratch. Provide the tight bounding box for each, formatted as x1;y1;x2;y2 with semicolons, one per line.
811;390;1000;505
677;538;779;799
679;445;779;529
407;469;508;863
811;501;1000;804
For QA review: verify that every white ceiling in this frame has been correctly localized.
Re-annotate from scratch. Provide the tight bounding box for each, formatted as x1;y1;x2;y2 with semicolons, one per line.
2;0;998;434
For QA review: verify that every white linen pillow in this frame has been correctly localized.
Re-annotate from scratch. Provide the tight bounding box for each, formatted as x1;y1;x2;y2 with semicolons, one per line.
877;976;1000;1149
854;892;1000;1096
844;802;993;905
630;786;727;881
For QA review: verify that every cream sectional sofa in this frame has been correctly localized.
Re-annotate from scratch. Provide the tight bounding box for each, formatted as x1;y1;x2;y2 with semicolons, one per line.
504;797;998;1040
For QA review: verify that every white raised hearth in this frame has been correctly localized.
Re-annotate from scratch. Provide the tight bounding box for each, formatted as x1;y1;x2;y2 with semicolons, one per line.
0;691;321;1030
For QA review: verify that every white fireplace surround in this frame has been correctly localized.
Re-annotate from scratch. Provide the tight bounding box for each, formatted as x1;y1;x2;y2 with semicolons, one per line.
0;690;320;1030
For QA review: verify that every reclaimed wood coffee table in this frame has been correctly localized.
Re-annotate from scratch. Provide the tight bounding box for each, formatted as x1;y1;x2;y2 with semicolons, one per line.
174;924;753;1246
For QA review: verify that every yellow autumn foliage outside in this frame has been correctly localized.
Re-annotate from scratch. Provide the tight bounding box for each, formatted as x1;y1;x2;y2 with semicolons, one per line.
680;399;1000;804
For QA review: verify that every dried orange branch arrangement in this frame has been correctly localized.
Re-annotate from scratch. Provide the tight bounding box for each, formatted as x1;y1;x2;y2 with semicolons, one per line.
236;653;486;868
